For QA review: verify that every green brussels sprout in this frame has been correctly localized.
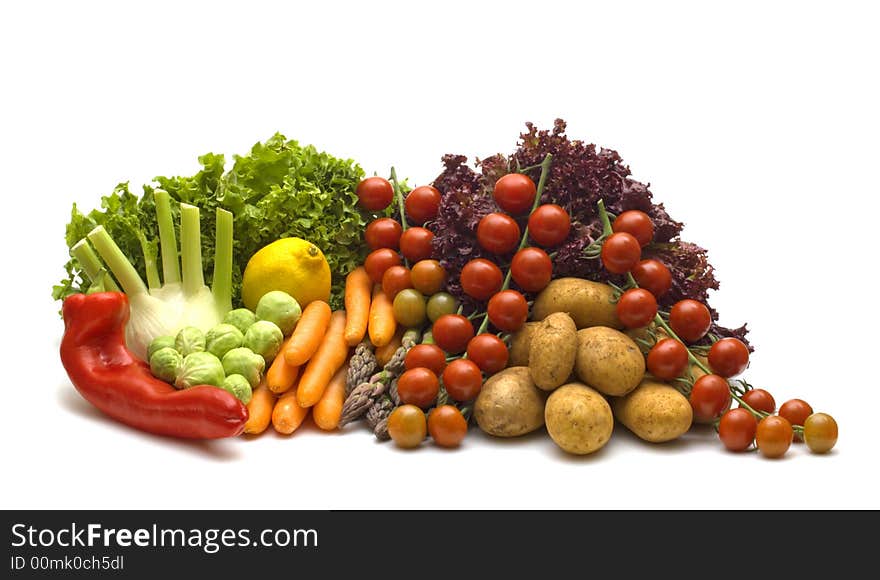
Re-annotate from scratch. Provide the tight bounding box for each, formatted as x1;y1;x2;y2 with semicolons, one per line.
221;347;265;388
205;324;244;359
174;326;206;356
175;351;225;389
223;308;257;335
244;320;284;363
147;335;176;360
149;347;183;383
222;374;253;405
256;291;301;336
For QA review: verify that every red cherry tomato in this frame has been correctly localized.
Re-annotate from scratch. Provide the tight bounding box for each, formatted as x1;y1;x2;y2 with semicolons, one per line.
718;408;758;452
708;338;750;378
460;258;503;301
756;415;793;459
510;247;552;293
405;185;441;225
487;290;528;333
477;213;521;254
647;338;689;380
431;314;475;354
669;299;712;343
779;399;813;438
741;388;776;414
615;288;658;329
528;204;571;247
356;177;394;211
632;259;672;297
397;368;440;408
381;265;412;300
410;259;446;296
601;232;642;274
442;359;483;402
404;344;447;376
399;227;434;262
427;405;468;448
466;334;509;374
689;374;732;423
612;210;654;247
364;217;402;250
364;248;402;284
493;173;537;215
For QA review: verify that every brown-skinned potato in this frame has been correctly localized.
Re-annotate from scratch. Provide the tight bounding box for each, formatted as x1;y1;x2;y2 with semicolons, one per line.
612;379;693;442
474;367;547;437
575;326;645;396
545;382;614;455
531;278;621;329
529;312;577;391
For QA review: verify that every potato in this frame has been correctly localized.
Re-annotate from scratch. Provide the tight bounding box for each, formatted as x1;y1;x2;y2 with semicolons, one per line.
474;367;546;437
531;278;621;329
612;379;693;442
529;312;577;391
575;327;645;396
544;383;613;455
508;322;539;367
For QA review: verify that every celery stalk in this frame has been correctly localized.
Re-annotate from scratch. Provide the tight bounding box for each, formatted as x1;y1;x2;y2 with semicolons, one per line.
154;190;180;285
212;208;233;313
87;226;149;296
180;203;204;297
70;239;120;292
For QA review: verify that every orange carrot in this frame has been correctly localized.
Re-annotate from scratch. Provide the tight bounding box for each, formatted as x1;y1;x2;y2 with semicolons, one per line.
343;267;372;346
296;310;349;407
266;341;300;394
271;389;310;435
375;326;404;367
313;361;349;430
283;300;332;366
368;285;396;348
244;381;275;435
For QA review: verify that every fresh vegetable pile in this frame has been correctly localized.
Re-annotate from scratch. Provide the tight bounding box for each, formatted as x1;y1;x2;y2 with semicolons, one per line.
54;124;838;458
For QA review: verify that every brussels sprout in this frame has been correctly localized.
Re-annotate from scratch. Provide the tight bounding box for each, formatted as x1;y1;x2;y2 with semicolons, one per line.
175;351;225;389
244;320;284;363
222;347;265;388
223;308;257;335
175;326;206;356
147;335;176;360
256;291;301;336
205;324;244;359
149;347;183;383
221;374;253;405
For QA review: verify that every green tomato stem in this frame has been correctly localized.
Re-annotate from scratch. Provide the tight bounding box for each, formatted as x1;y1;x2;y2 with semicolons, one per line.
389;167;410;268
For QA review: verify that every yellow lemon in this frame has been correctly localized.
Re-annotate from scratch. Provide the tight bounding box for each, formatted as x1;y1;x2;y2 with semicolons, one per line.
241;238;331;311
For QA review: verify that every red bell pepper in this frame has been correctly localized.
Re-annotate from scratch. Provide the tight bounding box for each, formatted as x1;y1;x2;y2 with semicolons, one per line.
60;292;248;439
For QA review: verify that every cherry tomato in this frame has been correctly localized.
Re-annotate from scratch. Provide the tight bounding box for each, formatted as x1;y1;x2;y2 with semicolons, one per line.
392;289;426;328
364;248;402;284
804;413;838;454
740;388;776;414
632;259;672;298
410;259;446;296
708;338;750;378
466;334;509;374
426;292;459;322
528;204;571;247
405;344;447;375
616;288;658;329
460;258;503;301
689;374;732;423
428;405;468;448
612;210;654;247
718;408;758;452
600;232;642;274
669;299;712;343
365;217;402;250
493;173;536;215
432;314;475;354
356;177;394;211
477;212;521;254
388;405;427;449
647;338;689;380
442;359;483;402
779;399;813;439
382;265;412;300
399;227;434;262
487;290;528;333
756;415;793;459
510;247;552;292
405;185;441;224
397;367;440;408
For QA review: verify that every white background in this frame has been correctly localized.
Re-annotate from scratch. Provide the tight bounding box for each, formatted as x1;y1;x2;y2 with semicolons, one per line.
2;1;878;510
